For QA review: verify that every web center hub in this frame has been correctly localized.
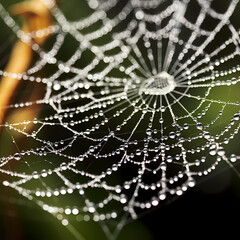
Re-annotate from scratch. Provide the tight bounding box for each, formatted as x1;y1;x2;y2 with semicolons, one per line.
139;71;176;96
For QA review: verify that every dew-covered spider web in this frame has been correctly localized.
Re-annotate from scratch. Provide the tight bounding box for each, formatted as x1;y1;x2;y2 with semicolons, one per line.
0;0;240;239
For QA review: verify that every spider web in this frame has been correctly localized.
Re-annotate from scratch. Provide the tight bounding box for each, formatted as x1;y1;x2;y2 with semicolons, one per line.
0;0;240;239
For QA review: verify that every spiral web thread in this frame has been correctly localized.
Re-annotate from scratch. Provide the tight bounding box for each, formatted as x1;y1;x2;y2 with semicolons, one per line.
0;0;240;238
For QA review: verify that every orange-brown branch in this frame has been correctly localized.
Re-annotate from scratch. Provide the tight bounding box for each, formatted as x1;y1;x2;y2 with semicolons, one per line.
0;0;55;126
0;2;55;239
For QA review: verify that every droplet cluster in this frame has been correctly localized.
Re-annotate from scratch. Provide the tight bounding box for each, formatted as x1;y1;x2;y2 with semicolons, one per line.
0;0;240;237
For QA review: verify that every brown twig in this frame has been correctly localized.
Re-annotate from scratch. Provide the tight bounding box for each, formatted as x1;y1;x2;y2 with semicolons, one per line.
0;1;55;239
0;0;55;126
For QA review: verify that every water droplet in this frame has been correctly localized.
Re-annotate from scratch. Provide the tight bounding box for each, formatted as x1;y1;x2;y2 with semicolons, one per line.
217;146;225;156
88;206;95;213
176;188;183;196
106;168;112;175
124;182;130;189
120;194;127;204
151;197;159;206
230;154;237;162
33;118;38;124
203;131;211;139
79;189;84;195
160;106;166;112
166;156;173;163
234;113;240;121
72;208;79;215
159;118;164;123
169;132;176;139
159;193;166;200
115;185;121;193
41;169;48;178
31;131;37;137
196;122;203;130
32;171;39;179
112;164;118;171
13;153;21;161
135;10;144;20
160;162;167;171
60;162;67;170
209;144;217;156
53;83;61;91
89;0;99;9
146;128;152;135
3;180;9;186
188;178;196;187
136;149;141;156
